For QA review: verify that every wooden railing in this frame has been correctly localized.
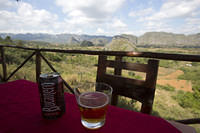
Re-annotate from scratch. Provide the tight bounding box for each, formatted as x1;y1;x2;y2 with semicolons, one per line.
0;44;200;124
1;44;200;93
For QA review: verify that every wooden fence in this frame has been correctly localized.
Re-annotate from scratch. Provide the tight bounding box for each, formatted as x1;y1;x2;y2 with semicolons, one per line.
1;44;200;93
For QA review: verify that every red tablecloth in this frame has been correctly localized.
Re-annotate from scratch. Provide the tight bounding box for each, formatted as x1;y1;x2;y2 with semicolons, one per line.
0;80;181;133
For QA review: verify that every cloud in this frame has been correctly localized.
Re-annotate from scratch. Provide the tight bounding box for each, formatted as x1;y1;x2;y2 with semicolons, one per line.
55;0;127;35
0;0;17;9
181;17;200;33
148;0;200;20
1;0;199;36
185;17;200;25
56;0;125;23
96;28;105;34
112;19;127;28
0;0;126;35
132;0;200;35
0;1;61;33
129;8;154;17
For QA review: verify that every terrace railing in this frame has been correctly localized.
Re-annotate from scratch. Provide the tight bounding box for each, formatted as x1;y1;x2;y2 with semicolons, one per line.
1;44;200;92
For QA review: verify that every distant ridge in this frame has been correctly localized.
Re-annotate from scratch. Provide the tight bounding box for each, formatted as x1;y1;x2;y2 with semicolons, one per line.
107;34;137;51
138;32;200;47
0;33;112;46
0;32;200;47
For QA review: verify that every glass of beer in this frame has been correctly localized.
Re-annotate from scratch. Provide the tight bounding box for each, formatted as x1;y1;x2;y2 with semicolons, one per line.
74;82;112;130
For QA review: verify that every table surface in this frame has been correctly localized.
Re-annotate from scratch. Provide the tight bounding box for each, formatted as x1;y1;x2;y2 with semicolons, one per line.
0;80;181;133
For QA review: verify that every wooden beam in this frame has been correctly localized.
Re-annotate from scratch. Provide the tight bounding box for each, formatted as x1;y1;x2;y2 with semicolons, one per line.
36;50;41;83
0;46;7;82
111;56;122;105
0;44;200;62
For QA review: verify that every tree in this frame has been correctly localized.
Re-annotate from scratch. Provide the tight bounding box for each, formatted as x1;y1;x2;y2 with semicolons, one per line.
16;40;24;46
81;40;94;47
0;36;3;42
4;36;12;43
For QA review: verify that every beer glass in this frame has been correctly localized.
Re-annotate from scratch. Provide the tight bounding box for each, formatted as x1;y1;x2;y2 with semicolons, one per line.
74;82;112;129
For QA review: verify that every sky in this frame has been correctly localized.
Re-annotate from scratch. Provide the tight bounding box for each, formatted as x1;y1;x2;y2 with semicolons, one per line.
0;0;200;36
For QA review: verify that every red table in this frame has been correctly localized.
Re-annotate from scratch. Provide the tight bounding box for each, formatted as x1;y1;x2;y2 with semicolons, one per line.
0;80;181;133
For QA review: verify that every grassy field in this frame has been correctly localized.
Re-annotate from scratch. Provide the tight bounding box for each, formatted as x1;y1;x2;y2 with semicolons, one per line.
1;46;200;132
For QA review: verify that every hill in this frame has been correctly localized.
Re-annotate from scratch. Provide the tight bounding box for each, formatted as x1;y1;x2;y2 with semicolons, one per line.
0;32;200;47
107;35;137;51
0;33;112;46
137;32;200;47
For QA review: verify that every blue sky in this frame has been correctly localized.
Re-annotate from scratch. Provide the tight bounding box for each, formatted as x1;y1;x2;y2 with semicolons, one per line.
0;0;200;36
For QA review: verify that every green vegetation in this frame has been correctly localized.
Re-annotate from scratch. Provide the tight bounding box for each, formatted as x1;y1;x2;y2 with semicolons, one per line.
173;90;200;114
179;66;200;88
157;84;175;91
81;40;94;47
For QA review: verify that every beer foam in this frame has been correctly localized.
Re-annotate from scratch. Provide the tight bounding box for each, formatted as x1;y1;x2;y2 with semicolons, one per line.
78;92;109;109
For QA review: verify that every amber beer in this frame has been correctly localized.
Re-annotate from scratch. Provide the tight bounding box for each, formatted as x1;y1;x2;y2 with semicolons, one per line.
38;72;65;119
78;91;109;129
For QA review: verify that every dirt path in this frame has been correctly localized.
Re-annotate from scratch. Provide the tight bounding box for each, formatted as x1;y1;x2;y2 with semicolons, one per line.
157;67;193;92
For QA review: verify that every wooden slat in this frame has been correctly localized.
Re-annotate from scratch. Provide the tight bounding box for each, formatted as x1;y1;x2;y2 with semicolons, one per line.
0;44;37;51
0;47;7;81
39;49;200;62
104;73;146;87
111;56;122;105
145;59;159;88
106;60;149;72
0;74;2;81
101;74;150;103
1;44;200;62
114;56;122;75
102;73;148;103
141;59;159;114
96;55;107;82
36;50;41;83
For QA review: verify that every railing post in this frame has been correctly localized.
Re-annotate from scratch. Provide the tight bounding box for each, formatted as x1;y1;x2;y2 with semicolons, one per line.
0;46;7;82
112;56;123;105
36;50;41;83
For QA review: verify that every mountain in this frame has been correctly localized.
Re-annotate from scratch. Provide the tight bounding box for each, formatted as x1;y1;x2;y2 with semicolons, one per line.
67;36;80;45
137;32;200;47
0;33;112;45
0;32;200;47
107;34;137;51
119;34;137;44
107;32;200;49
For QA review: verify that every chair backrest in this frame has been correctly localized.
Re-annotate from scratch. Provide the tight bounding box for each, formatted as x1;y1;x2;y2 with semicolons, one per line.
96;55;159;114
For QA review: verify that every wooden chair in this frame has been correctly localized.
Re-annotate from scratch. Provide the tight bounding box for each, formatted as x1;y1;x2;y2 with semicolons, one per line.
96;55;159;114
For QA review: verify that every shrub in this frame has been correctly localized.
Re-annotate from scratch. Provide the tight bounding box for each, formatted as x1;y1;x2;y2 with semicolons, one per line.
157;84;175;91
173;89;200;113
117;96;138;111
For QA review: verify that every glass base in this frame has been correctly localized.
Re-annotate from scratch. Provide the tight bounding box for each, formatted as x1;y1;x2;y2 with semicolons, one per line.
81;119;105;130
